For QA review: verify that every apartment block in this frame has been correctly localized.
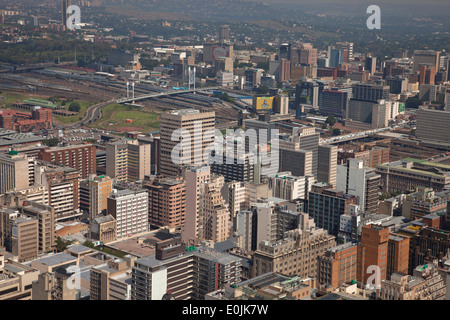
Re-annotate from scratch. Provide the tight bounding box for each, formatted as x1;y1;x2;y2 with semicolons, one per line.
38;144;96;179
145;177;186;229
106;140;150;182
107;189;149;239
89;175;113;219
0;151;34;194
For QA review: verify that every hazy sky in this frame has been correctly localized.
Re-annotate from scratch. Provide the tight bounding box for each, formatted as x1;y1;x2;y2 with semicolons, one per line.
262;0;450;16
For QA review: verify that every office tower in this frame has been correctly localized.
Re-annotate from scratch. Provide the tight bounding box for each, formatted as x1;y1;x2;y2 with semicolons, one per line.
308;183;357;236
337;159;381;214
244;69;263;89
0;11;4;25
160;109;215;177
376;158;450;193
0;152;34;194
298;43;318;66
267;172;307;201
131;237;242;300
61;0;70;26
317;242;358;289
387;234;409;280
137;135;160;175
107;189;149;239
89;175;113;219
182;166;211;243
273;94;289;115
279;43;292;61
0;208;38;262
106;140;150;182
335;42;354;61
279;58;291;82
90;255;136;300
320;90;348;118
413;50;440;73
235;210;253;252
89;215;117;243
210;150;255;183
346;99;389;129
218;25;230;44
280;149;313;177
20;201;56;253
416;108;450;144
379;262;445;300
145;177;186;229
352;83;390;102
317;145;338;188
364;56;377;75
38;144;96;179
357;224;389;284
214;57;233;74
386;75;408;94
252;226;336;278
419;64;436;85
35;162;80;220
295;79;325;110
202;175;231;243
328;47;344;68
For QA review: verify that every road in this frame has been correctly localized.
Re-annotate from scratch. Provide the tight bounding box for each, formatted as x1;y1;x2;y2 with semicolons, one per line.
70;99;116;128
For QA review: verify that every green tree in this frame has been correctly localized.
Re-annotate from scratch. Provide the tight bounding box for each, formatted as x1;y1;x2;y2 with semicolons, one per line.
42;137;59;147
68;102;81;112
405;97;423;109
332;128;341;136
325;115;336;127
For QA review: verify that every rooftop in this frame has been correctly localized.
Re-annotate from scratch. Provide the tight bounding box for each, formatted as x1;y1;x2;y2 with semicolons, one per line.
32;253;77;267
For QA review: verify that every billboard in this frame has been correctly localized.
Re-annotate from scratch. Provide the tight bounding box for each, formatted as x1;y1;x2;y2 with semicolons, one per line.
254;96;274;110
399;103;405;112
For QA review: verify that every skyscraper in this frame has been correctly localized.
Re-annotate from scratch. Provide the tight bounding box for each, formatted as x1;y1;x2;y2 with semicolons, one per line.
160;109;215;177
62;0;70;27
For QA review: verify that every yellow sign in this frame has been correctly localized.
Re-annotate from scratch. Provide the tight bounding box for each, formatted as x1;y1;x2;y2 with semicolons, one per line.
254;97;274;110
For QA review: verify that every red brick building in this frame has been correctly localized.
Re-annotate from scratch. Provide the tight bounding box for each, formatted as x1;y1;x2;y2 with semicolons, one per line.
0;108;52;132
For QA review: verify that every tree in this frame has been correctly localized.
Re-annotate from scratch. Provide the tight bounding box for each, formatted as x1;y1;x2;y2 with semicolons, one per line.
42;137;59;147
325;115;336;127
405;97;423;109
68;102;81;112
332;128;341;136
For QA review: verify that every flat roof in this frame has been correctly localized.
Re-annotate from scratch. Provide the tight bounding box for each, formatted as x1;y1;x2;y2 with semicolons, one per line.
33;253;77;266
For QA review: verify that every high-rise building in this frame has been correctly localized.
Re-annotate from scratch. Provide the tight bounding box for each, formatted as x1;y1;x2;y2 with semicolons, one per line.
279;58;291;82
107;189;149;239
335;42;354;61
387;234;410;280
106;140;150;182
38;144;96;179
182;166;211;243
317;145;338;188
319;90;348;118
364;56;377;75
0;151;34;194
61;0;70;27
413;50;440;73
145;177;186;229
267;172;307;201
352;83;390;102
218;25;230;44
295;79;325;110
20;201;56;254
337;159;381;214
416;108;450;144
357;224;389;284
35;162;80;220
317;242;358;289
89;175;113;219
308;183;357;236
160;109;215;177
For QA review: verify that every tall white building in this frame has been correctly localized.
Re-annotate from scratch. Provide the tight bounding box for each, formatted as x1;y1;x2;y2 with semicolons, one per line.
107;189;149;239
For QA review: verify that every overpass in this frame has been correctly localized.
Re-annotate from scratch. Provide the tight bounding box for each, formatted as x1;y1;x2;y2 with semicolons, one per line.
115;87;222;104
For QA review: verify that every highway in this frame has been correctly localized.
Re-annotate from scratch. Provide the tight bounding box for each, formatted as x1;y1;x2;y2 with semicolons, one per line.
70;99;116;128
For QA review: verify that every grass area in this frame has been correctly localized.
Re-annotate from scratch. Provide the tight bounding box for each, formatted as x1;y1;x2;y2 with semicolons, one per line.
90;103;161;133
0;91;39;109
0;91;96;125
53;100;96;124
